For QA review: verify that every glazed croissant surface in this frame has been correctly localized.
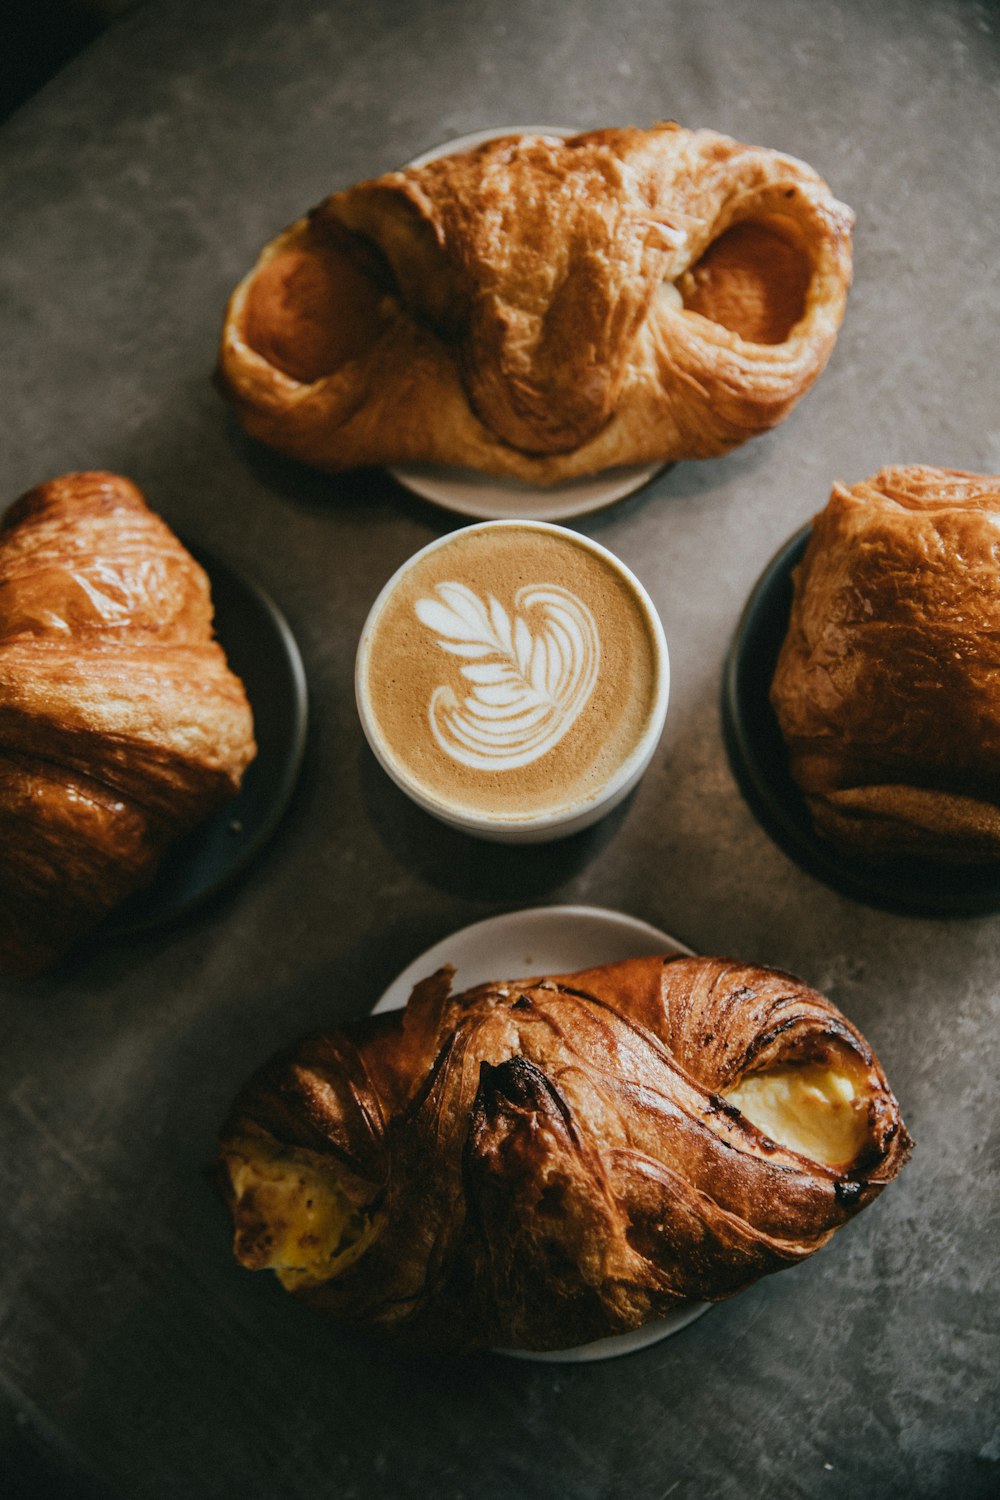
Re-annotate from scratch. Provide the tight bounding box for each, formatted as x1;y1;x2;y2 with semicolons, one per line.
218;952;910;1353
218;123;853;484
0;472;257;977
771;464;1000;862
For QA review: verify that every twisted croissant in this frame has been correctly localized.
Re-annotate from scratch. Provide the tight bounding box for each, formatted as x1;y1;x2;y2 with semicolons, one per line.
0;472;257;977
217;123;853;485
218;952;910;1352
771;465;1000;862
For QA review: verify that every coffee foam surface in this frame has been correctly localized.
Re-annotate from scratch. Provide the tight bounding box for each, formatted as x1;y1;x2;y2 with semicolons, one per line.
362;527;660;821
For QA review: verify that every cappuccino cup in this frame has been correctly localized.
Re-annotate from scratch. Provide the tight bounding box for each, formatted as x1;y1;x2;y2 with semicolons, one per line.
355;521;669;842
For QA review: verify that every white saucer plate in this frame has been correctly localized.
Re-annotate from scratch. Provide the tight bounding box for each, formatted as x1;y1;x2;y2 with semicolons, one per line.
374;904;711;1362
388;128;664;521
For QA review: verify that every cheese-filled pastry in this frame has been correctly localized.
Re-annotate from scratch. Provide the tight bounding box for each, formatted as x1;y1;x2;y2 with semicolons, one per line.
771;464;1000;862
0;471;257;976
218;952;910;1352
218;123;853;484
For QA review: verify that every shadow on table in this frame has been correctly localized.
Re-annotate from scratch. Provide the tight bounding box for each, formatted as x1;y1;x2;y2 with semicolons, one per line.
0;1385;124;1500
226;413;776;535
233;431;396;512
1;1;139;122
359;742;631;905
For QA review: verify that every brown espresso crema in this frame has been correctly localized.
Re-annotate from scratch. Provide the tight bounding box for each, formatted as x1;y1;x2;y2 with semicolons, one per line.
360;525;662;821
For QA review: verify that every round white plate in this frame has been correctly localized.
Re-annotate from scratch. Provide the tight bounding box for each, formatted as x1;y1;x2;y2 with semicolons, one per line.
388;127;664;522
373;904;710;1361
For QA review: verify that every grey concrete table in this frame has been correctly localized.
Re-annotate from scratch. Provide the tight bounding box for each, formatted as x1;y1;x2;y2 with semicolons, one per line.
1;1;998;1496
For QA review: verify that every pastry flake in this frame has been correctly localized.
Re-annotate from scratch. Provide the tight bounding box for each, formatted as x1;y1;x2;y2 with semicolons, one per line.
217;124;853;484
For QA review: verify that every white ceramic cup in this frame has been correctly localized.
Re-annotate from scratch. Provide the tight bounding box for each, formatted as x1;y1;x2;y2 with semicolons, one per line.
355;520;669;842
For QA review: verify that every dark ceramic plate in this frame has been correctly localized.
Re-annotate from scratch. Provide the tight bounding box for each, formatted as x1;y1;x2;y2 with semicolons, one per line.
106;548;307;936
722;524;1000;917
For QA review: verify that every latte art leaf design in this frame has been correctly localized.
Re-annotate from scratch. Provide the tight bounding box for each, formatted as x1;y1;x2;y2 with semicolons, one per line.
414;581;601;771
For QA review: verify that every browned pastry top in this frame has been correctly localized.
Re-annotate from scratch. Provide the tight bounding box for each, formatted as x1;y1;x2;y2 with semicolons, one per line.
218;123;854;482
0;471;257;976
771;464;1000;861
218;953;910;1352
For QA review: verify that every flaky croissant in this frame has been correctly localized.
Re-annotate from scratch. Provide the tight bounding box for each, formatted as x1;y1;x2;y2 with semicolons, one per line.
771;465;1000;862
217;123;853;485
218;952;910;1353
0;472;257;977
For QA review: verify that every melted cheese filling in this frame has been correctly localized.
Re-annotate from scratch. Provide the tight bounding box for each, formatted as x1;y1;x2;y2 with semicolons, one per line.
228;1154;376;1291
724;1061;869;1166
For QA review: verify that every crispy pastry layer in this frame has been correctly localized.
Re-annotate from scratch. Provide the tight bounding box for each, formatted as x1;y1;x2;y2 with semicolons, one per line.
0;471;257;976
218;953;910;1352
771;464;1000;861
217;123;853;483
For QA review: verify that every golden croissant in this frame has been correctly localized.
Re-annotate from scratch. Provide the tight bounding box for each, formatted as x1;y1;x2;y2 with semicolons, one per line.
217;123;853;485
771;464;1000;862
218;952;910;1353
0;471;257;977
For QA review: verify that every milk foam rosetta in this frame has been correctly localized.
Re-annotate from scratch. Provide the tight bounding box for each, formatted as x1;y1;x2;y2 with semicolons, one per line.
361;526;662;822
414;581;600;771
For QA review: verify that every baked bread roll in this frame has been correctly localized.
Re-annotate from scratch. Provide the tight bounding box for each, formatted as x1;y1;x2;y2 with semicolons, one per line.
218;952;910;1353
771;465;1000;862
217;123;853;485
0;471;257;977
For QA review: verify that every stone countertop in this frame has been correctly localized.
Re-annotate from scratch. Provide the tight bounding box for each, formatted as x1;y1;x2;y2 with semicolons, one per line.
1;1;997;1496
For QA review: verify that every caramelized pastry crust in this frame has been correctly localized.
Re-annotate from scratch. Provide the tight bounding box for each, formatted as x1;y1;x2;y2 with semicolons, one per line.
218;953;910;1352
0;472;257;976
771;465;1000;861
217;123;853;483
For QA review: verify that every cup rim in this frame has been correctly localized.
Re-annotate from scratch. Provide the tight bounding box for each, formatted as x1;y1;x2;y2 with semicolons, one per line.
355;519;670;836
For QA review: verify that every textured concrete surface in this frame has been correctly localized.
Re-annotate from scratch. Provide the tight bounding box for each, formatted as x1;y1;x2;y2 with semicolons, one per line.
1;1;998;1496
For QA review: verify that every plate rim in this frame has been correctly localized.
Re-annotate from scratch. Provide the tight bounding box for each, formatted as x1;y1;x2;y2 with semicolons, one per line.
386;460;665;524
373;903;711;1362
